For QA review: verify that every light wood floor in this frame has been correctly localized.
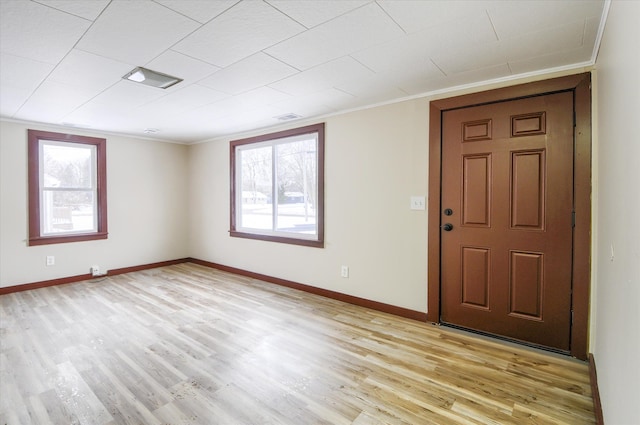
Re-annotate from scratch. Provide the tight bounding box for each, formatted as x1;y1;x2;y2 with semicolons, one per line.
0;263;595;424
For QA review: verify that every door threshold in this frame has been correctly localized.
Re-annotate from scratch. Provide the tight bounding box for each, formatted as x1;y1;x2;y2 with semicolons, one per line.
440;322;575;360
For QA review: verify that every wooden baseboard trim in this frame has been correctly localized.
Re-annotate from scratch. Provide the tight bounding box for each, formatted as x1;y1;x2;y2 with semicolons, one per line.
187;257;428;322
588;353;605;425
107;258;190;277
0;258;190;295
2;257;428;323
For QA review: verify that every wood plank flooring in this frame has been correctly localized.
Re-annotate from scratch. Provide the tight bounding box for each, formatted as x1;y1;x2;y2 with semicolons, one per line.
0;263;595;424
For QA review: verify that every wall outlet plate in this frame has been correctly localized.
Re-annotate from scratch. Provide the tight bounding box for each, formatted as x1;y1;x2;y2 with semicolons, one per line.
91;265;100;276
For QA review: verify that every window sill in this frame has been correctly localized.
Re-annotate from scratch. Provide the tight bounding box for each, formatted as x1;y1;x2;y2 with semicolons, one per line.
28;232;108;246
230;230;323;248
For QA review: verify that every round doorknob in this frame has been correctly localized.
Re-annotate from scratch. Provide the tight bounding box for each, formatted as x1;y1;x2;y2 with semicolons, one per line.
442;223;453;231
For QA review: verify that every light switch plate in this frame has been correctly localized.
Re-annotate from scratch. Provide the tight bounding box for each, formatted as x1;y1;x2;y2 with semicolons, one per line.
410;196;426;210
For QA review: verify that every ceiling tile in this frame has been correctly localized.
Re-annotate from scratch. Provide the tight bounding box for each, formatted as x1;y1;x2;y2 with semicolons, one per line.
48;49;133;93
184;86;293;125
488;0;604;40
76;0;200;65
0;86;32;117
380;11;498;67
61;101;125;129
0;53;54;91
33;0;110;21
232;86;293;108
431;41;506;76
198;53;298;95
269;56;374;96
508;45;594;75
334;73;408;100
432;17;589;76
378;0;490;33
16;80;97;122
439;63;512;89
155;0;239;24
503;19;586;64
271;96;336;119
139;84;230;116
266;0;370;28
223;105;286;127
265;2;405;70
172;1;305;67
145;50;220;83
90;81;166;109
298;88;356;111
0;0;90;64
351;30;449;78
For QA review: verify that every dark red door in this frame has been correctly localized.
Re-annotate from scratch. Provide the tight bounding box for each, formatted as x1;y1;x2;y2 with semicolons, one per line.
440;92;574;351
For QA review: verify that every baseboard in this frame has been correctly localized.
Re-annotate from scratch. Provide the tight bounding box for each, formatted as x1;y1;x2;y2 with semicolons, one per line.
188;257;428;322
588;353;605;425
1;257;428;324
0;258;190;295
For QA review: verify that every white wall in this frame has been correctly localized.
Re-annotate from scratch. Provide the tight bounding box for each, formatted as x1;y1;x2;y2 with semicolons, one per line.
0;120;189;286
188;99;431;312
592;1;640;423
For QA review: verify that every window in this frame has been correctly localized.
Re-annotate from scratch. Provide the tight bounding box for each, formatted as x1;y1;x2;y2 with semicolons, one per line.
230;123;324;247
28;130;107;246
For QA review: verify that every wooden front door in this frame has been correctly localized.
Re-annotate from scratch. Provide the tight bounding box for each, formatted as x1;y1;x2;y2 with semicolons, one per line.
440;92;574;351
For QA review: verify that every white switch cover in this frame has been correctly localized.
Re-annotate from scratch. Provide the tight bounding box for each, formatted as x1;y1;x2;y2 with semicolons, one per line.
410;196;426;210
341;265;349;278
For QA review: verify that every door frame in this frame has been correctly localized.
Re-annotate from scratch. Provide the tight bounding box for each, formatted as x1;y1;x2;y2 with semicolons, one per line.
427;73;592;360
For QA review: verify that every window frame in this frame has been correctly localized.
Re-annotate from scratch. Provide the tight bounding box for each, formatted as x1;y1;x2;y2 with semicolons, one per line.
28;129;108;246
230;123;325;248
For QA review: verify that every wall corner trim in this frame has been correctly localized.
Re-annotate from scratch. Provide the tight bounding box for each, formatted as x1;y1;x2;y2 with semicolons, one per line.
588;353;605;425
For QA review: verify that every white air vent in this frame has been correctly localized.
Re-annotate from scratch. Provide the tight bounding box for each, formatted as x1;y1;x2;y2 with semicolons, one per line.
274;113;302;121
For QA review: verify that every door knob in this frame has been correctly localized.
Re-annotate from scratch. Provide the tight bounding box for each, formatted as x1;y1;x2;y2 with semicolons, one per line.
442;223;453;231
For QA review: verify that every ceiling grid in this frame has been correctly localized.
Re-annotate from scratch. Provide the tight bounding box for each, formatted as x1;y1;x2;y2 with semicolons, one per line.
0;0;607;143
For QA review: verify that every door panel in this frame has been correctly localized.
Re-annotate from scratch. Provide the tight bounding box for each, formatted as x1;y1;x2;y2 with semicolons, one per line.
440;92;574;351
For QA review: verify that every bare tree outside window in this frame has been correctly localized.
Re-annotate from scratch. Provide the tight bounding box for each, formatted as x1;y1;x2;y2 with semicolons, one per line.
230;123;324;248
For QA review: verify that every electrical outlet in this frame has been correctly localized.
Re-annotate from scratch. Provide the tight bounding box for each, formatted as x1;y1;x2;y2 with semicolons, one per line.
341;265;349;278
46;256;55;266
91;265;100;276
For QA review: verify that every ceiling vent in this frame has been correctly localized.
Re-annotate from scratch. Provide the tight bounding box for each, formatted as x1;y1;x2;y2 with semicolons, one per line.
274;113;302;121
123;67;183;89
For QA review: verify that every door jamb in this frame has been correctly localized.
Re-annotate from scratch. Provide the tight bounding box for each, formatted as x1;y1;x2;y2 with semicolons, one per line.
427;73;592;360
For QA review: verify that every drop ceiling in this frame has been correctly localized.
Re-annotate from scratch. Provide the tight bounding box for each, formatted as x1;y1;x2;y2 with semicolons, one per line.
0;0;607;144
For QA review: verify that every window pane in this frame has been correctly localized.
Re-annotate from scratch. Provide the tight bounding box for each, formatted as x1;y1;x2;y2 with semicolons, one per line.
275;138;317;235
42;190;96;234
239;146;272;230
43;142;95;188
230;123;324;247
